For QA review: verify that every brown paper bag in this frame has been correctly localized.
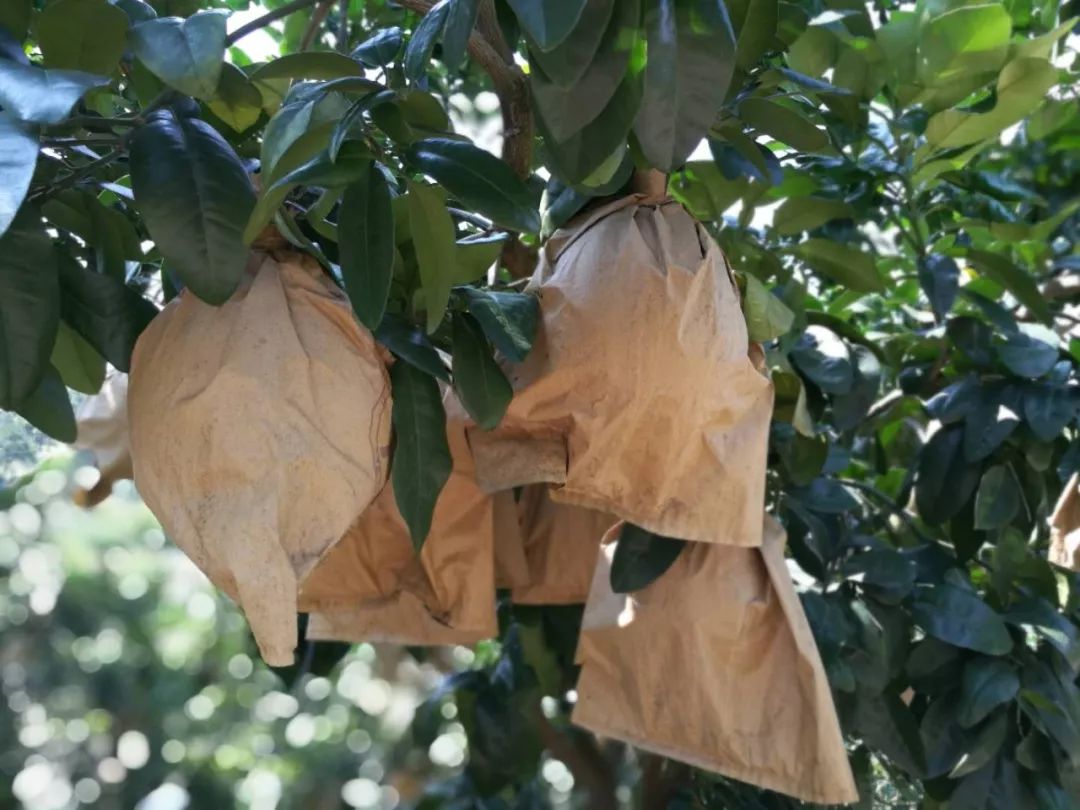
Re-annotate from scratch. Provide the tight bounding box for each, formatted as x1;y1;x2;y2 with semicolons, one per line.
302;413;498;645
493;489;531;589
572;515;858;805
511;485;615;605
1051;474;1080;570
469;195;773;547
129;251;392;665
73;371;133;506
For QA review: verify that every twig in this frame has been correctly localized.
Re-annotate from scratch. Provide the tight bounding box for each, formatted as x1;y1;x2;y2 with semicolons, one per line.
300;0;334;51
225;0;319;47
29;150;124;203
338;0;349;52
447;206;495;230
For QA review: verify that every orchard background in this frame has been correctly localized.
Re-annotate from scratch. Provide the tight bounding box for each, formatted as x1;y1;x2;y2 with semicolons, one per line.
0;0;1079;807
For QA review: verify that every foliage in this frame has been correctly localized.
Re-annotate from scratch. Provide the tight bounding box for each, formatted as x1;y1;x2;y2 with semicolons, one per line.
0;0;1079;808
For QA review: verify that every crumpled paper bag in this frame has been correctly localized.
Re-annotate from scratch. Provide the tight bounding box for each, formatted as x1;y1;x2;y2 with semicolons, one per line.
512;485;615;605
571;515;858;805
1050;473;1080;570
73;371;132;507
494;488;531;590
129;250;392;666
302;409;498;646
468;195;773;546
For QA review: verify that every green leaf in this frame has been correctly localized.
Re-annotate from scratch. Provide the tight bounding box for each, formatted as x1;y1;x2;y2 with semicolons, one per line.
452;234;506;285
454;287;539;363
250;52;364;82
526;0;614;88
1023;383;1077;442
743;274;794;341
451;312;512;430
731;0;779;69
506;0;587;50
403;1;450;81
130;11;228;100
442;0;479;71
57;254;157;373
966;249;1051;323
973;465;1020;530
918;254;960;321
0;0;30;40
919;4;1011;85
0;111;37;237
958;659;1019;728
996;323;1059;379
963;383;1021;462
0;62;110;124
789;325;853;394
949;711;1008;779
739;96;829;151
791;477;859;513
351;27;403;68
390;361;452;550
129;108;255;305
50;322;104;395
329;89;395;162
113;0;156;25
0;207;60;408
37;0;127;75
261;90;351;179
407;138;540;233
910;585;1013;655
375;314;450;382
633;0;736;172
796;239;884;292
15;364;75;442
208;63;263;133
772;196;854;235
338;162;395;331
841;549;916;597
915;424;981;525
407;182;458;334
925;57;1058;149
1004;599;1080;670
610;523;685;593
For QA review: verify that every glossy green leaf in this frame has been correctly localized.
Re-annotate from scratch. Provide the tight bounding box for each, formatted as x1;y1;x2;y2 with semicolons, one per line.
966;249;1051;323
0;61;110;124
963;384;1021;462
0;207;59;409
442;0;479;71
796;239;884;293
375;314;450;382
408;182;458;334
526;0;613;88
949;711;1008;779
130;10;228;100
451;312;512;430
633;0;736;171
455;287;539;363
958;659;1019;728
506;0;587;50
739;96;829;151
744;274;794;341
918;254;960;321
0;111;37;237
129;108;255;305
841;549;916;596
403;1;450;81
338;162;395;330
911;585;1013;655
610;523;685;593
773;196;854;235
260;90;350;181
996;324;1059;379
1023;383;1077;442
37;0;127;75
789;325;853;394
14;364;75;442
973;465;1020;530
915;425;981;525
390;361;452;550
351;27;403;68
407;138;540;233
250;52;364;82
50;321;104;395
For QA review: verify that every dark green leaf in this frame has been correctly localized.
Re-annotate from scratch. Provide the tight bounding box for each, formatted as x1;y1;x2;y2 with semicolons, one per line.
506;0;587;50
925;375;980;423
0;62;110;124
14;364;75;442
791;477;858;513
916;425;981;524
958;659;1019;728
973;465;1020;530
339;162;395;331
841;549;916;596
963;383;1021;462
832;344;882;430
920;695;969;778
329;90;395;162
526;0;613;88
852;690;927;777
57;254;157;373
129;108;255;305
1005;599;1080;670
37;0;127;75
795;239;883;292
633;0;736;172
113;0;156;24
50;322;104;395
407;139;540;233
390;361;452;549
772;196;854;235
451;312;512;430
0;111;37;237
408;182;458;334
996;323;1059;378
948;316;995;367
442;0;479;71
130;11;228;100
404;1;450;81
375;314;450;382
351;27;403;68
455;287;539;363
610;523;685;593
910;585;1013;655
949;711;1008;778
789;325;853;394
1023;383;1077;441
739;96;829;151
919;254;960;321
0;208;59;408
732;0;779;68
966;248;1052;324
0;0;30;40
250;52;364;81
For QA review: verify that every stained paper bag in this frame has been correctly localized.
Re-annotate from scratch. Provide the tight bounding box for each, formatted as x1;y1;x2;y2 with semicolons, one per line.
302;413;498;646
572;515;858;805
493;489;531;589
512;485;615;605
129;250;392;665
73;371;132;506
469;195;773;546
1051;474;1080;570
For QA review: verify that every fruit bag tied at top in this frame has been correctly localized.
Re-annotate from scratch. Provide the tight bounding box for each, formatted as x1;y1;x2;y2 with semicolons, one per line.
128;250;392;666
468;194;773;546
572;515;859;805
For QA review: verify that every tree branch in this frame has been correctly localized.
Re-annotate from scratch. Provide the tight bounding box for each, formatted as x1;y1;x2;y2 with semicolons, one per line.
300;0;335;51
225;0;319;47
